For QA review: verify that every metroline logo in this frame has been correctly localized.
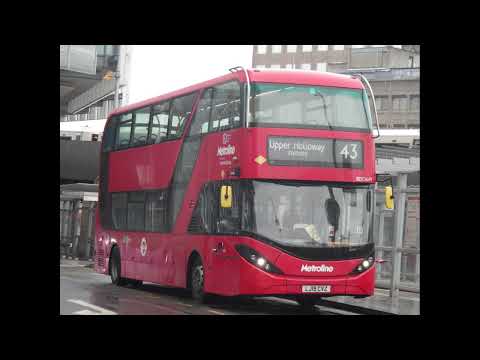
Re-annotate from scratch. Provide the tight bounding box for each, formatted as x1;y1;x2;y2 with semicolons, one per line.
301;264;334;273
217;144;236;156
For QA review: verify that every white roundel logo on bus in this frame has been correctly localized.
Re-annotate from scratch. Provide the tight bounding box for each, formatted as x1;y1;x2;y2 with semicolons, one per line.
140;238;147;257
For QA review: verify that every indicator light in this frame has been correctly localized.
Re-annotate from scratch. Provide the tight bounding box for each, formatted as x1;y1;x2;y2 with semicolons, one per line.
254;155;266;165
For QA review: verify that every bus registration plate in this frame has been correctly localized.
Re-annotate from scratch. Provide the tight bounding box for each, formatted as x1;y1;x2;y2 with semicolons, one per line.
302;285;331;293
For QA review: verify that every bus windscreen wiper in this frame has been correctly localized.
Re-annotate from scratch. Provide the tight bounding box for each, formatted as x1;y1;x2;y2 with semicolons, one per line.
314;92;332;130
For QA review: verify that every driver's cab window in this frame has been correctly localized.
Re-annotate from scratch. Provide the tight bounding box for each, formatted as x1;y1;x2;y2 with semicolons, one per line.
116;113;133;149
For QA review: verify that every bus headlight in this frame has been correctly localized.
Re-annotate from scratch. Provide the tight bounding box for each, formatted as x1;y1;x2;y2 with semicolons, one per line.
235;245;283;274
350;253;375;275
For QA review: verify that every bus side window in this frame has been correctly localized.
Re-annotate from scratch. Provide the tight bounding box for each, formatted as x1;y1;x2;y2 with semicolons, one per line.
169;92;197;139
116;113;133;149
132;107;150;146
188;88;213;136
150;101;170;144
146;190;168;232
211;81;241;132
102;116;119;152
111;193;128;230
127;192;146;231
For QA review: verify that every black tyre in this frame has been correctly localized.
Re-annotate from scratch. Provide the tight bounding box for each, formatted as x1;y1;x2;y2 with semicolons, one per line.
110;247;127;286
190;257;206;303
128;279;143;288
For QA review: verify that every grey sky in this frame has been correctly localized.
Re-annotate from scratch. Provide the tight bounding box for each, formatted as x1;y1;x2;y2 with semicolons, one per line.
128;45;253;104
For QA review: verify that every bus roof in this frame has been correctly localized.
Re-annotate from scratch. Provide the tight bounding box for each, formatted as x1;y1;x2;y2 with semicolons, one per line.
110;69;363;117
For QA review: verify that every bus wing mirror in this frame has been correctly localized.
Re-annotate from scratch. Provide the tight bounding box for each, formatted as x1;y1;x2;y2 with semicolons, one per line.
220;185;232;208
385;186;394;209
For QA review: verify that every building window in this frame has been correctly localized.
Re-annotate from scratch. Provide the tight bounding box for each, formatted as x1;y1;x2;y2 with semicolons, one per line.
96;45;105;56
352;45;365;48
302;45;312;52
372;96;389;111
392;96;408;111
271;64;281;69
255;65;266;69
287;45;297;53
333;45;344;50
285;64;293;69
374;96;389;111
316;62;326;72
301;63;311;70
257;45;267;54
317;45;328;51
272;45;282;54
410;95;420;111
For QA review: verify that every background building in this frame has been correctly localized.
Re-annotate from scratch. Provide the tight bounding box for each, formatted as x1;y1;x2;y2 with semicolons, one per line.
60;45;122;123
252;45;420;129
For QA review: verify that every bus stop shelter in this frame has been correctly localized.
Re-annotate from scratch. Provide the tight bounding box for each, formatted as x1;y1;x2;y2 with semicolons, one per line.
60;183;98;260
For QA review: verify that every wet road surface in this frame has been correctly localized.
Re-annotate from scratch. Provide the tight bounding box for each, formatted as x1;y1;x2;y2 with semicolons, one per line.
60;264;358;315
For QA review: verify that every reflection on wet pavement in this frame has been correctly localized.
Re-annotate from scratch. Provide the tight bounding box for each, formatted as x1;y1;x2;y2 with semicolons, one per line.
60;266;347;315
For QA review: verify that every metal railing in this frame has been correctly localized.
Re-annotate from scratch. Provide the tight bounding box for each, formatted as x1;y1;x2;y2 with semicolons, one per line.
67;78;116;115
60;199;96;260
374;178;420;295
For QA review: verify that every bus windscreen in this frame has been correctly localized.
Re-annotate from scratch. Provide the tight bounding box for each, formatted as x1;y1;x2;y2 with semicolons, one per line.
249;83;372;131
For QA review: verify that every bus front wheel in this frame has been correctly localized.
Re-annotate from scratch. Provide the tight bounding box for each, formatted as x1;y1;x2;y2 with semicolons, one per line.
110;247;126;286
190;257;205;303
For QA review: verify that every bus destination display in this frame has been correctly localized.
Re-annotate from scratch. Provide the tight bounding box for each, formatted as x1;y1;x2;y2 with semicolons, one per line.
267;136;363;168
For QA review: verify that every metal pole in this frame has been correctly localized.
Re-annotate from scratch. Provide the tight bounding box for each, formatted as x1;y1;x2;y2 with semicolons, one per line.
113;71;120;109
390;173;408;297
113;45;122;109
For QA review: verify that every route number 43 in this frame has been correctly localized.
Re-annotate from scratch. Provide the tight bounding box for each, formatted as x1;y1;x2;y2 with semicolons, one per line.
339;144;358;160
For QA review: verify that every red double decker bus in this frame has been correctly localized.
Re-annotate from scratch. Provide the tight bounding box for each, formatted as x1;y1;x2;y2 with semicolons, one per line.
95;67;379;308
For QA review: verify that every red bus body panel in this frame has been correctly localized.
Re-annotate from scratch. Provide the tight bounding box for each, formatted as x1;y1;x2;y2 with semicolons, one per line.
108;140;182;192
95;69;376;299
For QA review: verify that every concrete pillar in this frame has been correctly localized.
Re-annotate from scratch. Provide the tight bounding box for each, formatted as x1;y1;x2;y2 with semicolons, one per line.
390;172;408;297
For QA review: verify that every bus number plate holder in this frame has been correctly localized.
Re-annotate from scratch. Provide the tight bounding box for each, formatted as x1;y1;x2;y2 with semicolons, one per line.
302;285;331;293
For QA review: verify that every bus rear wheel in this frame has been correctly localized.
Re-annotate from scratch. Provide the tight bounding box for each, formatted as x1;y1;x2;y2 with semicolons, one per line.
110;247;126;286
190;257;205;303
128;279;143;288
